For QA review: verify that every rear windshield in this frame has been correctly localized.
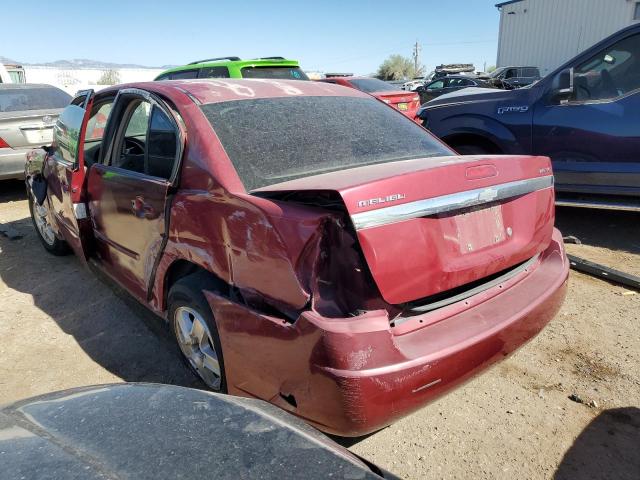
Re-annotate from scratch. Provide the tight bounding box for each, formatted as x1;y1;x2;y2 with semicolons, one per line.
0;86;71;112
200;96;452;191
348;78;399;93
241;66;309;80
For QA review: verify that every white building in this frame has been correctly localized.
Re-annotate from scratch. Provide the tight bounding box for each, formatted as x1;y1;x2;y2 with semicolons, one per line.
23;66;165;95
496;0;640;75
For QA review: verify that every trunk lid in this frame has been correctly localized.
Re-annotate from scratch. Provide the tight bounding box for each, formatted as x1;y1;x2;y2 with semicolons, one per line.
255;155;555;305
0;109;61;148
374;91;419;108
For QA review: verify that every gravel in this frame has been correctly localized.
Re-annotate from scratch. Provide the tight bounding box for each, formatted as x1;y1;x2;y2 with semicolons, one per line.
1;181;638;479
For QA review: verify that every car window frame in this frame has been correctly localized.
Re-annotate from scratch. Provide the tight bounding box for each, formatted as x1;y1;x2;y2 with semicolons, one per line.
198;66;231;79
427;79;445;90
565;32;640;106
99;88;184;185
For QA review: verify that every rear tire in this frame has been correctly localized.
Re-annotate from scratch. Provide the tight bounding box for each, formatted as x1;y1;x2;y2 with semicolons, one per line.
168;272;227;393
453;144;492;155
28;192;70;256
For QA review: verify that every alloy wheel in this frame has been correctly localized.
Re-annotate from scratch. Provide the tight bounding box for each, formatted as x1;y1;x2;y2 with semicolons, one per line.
32;196;56;246
174;306;222;390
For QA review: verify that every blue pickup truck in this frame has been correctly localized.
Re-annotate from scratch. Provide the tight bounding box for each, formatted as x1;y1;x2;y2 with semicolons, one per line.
418;24;640;210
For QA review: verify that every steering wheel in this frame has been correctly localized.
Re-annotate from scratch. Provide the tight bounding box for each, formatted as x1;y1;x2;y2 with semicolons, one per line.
123;137;145;155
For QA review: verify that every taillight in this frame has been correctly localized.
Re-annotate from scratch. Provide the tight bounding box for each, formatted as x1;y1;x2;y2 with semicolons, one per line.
0;137;9;148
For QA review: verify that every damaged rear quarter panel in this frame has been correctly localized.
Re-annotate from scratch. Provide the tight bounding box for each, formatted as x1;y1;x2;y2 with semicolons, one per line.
153;188;345;315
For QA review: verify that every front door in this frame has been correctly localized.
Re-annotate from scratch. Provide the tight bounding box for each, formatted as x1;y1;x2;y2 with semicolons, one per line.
87;90;182;301
45;90;95;260
532;32;640;196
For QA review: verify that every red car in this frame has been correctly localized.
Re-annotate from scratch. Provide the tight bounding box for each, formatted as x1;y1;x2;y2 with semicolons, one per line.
25;79;568;437
319;76;421;120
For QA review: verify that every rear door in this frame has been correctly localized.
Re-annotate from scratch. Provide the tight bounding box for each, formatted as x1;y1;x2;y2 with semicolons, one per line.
87;89;183;301
532;32;640;196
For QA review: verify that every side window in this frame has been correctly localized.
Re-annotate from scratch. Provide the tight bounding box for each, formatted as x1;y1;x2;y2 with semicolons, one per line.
199;66;230;78
112;98;178;180
427;80;445;90
83;100;114;166
573;34;640;102
168;69;199;80
114;101;151;174
504;69;517;79
85;102;113;141
147;107;178;179
52;97;87;165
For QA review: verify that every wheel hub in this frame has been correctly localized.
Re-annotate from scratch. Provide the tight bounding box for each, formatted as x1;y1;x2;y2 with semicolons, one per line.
174;306;221;390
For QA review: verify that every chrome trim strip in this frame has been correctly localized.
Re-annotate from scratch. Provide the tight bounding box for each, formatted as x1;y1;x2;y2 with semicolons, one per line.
351;175;554;230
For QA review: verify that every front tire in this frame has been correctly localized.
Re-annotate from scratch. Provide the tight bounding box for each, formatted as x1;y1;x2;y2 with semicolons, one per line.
168;272;227;393
28;192;70;256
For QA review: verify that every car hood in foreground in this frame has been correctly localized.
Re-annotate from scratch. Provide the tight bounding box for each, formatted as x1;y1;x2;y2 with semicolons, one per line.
0;383;390;479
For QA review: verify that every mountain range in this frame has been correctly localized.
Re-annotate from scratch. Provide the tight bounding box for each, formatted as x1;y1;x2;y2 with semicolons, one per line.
0;56;173;69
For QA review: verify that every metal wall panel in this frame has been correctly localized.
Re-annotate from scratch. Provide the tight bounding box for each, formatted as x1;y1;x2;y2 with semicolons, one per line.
497;0;637;75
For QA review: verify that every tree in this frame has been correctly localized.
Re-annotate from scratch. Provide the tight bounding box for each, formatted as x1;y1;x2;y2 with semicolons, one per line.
97;69;121;85
376;55;422;81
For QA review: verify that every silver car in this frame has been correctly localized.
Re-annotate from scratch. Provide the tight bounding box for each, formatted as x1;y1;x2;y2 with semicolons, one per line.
0;84;71;179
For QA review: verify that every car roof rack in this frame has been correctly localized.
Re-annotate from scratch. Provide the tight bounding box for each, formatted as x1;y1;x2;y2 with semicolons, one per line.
255;56;285;60
187;56;241;65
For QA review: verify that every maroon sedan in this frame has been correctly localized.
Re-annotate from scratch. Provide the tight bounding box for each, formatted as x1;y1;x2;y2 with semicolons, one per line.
25;79;568;436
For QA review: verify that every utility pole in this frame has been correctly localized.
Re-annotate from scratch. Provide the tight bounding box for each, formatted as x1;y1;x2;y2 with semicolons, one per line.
413;41;421;75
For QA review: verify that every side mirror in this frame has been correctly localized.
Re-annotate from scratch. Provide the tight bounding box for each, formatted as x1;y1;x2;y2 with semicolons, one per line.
551;68;574;102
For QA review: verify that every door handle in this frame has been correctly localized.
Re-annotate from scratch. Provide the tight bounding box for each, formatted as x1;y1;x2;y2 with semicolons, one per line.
131;196;156;219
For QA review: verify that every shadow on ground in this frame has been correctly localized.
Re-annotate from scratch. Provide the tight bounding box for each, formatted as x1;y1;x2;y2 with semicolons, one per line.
0;212;203;391
555;207;640;254
555;407;640;480
0;179;26;203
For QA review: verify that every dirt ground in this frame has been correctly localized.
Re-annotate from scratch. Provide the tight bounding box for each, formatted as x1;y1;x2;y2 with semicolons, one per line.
1;179;638;480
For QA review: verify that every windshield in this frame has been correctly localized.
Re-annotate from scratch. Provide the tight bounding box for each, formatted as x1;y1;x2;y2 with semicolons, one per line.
0;86;71;112
489;67;507;78
240;66;309;80
348;78;400;93
200;96;452;191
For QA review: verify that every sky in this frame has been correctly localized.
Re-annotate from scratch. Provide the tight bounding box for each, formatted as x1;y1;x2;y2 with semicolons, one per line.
3;0;501;75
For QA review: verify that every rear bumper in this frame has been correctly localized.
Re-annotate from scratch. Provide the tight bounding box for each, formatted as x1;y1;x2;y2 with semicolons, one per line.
0;148;28;180
207;229;568;436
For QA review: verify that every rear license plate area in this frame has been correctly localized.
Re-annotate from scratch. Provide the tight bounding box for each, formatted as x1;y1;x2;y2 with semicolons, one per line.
454;205;506;253
397;102;408;111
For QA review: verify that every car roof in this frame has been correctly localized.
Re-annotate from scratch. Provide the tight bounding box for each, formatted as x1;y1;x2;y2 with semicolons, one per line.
159;57;302;76
114;78;370;104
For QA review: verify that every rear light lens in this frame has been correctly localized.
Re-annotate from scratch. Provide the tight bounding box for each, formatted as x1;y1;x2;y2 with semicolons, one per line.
0;137;9;148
